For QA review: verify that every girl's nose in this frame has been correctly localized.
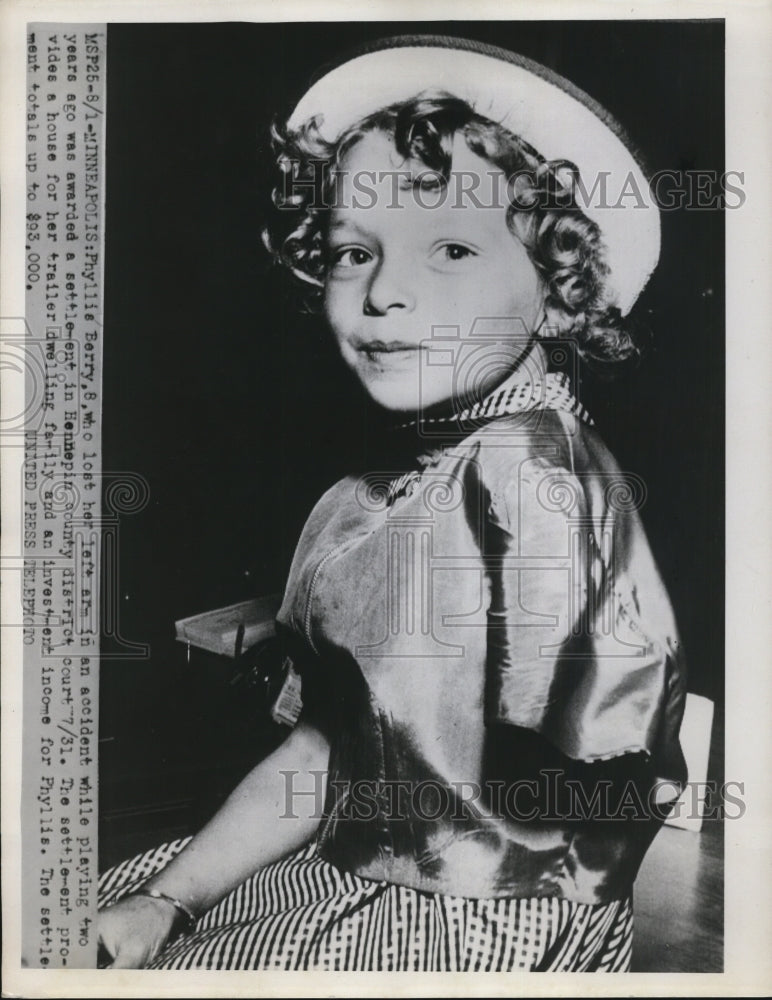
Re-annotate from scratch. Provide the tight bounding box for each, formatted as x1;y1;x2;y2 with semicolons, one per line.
363;259;416;315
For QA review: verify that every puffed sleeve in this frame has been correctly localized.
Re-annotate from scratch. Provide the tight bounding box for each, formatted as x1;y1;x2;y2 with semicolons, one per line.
480;434;687;786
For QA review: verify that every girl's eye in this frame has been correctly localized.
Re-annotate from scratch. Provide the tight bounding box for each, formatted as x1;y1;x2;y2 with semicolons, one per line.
331;247;372;268
436;243;476;262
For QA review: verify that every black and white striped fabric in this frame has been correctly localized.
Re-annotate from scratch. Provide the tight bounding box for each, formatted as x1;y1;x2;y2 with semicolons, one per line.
99;839;633;971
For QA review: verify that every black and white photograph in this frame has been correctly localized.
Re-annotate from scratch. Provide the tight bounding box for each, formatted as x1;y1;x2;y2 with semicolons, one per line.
1;1;771;994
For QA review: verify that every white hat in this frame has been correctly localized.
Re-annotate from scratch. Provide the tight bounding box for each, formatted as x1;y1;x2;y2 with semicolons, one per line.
288;35;660;316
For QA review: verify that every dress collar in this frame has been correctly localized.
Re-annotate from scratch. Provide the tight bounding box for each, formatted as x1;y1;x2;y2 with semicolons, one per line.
384;371;593;507
394;370;593;430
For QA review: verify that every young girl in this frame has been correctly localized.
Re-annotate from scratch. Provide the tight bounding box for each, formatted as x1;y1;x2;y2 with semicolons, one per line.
98;35;687;971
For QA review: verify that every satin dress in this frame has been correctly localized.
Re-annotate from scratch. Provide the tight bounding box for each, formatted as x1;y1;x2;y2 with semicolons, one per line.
99;371;686;970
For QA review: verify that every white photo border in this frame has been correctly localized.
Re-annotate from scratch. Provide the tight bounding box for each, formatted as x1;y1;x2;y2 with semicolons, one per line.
2;0;771;995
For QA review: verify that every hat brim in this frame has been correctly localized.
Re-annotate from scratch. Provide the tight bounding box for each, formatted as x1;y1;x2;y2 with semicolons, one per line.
288;35;660;316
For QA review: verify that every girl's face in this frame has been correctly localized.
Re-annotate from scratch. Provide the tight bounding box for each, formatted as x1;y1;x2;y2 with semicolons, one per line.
323;130;545;414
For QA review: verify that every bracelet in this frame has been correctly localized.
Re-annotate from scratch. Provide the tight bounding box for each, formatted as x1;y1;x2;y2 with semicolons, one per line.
132;888;197;936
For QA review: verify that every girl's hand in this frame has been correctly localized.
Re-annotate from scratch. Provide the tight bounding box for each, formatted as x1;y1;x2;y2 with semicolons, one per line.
97;895;179;968
96;720;329;969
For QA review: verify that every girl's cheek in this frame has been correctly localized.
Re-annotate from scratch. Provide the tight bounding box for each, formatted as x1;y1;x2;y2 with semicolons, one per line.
326;281;362;321
322;291;351;344
321;285;337;324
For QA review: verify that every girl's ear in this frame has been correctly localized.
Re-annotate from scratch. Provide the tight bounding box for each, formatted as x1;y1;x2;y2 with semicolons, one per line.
535;296;563;340
531;295;549;339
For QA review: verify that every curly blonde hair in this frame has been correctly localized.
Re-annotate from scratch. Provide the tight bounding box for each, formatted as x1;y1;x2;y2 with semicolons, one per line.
263;93;645;368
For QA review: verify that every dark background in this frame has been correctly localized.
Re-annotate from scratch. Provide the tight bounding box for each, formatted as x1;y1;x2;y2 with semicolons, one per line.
99;20;725;867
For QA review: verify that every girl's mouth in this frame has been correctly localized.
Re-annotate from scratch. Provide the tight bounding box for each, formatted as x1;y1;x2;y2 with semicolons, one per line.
357;340;423;359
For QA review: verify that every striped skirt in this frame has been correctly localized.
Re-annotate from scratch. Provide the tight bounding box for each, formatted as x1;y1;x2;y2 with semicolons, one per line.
99;839;633;971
